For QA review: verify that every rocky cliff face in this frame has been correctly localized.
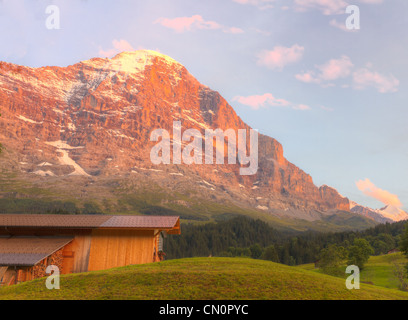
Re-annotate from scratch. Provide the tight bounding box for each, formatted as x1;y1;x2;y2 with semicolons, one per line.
0;50;349;218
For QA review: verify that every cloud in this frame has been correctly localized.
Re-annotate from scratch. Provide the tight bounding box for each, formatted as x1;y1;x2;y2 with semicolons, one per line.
232;93;311;111
296;56;399;93
358;0;383;3
154;15;243;34
329;19;357;32
256;45;304;70
293;0;384;17
293;104;312;111
319;105;335;111
293;0;349;15
352;68;400;93
232;0;276;9
317;55;354;81
227;27;245;34
99;39;135;58
296;55;353;84
356;178;402;208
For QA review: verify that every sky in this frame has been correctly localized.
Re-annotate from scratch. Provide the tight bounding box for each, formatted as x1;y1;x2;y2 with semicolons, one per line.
0;0;407;211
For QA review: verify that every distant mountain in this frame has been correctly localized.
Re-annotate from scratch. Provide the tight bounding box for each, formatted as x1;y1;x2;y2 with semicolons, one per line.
0;50;352;223
350;201;408;223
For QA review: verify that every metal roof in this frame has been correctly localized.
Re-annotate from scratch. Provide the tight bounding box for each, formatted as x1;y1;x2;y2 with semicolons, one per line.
0;214;180;231
0;236;74;266
100;216;180;229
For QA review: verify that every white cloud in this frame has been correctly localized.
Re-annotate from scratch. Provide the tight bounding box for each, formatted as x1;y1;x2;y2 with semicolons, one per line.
293;0;384;16
256;45;304;70
233;93;311;111
232;0;276;9
329;19;358;32
294;0;349;15
154;15;243;34
296;55;399;93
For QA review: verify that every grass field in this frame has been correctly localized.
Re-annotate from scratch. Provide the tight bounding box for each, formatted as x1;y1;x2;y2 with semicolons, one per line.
0;257;407;300
298;253;408;290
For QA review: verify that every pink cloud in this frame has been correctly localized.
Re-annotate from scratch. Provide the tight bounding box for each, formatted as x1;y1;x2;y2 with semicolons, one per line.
353;68;399;93
155;15;243;34
356;178;402;208
226;27;245;34
296;55;353;84
99;39;135;58
295;72;320;84
292;0;383;17
317;55;354;81
257;45;304;70
329;19;358;32
294;0;348;15
233;93;290;109
296;56;399;93
293;104;311;111
358;0;383;3
233;93;311;111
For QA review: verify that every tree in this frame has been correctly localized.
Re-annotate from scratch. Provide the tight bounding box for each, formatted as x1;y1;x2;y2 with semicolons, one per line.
261;245;279;263
319;244;347;276
392;262;408;291
400;225;408;256
250;243;263;259
347;238;374;270
400;224;408;282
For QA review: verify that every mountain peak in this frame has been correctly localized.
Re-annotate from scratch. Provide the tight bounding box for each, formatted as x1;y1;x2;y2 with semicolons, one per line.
0;51;351;219
81;50;182;75
112;50;180;65
351;202;408;223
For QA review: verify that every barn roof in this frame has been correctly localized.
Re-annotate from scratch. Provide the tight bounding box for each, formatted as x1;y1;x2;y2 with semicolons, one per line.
0;214;180;234
0;236;74;266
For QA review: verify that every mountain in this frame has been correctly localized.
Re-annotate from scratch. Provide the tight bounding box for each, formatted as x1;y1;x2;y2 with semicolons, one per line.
0;50;354;224
350;201;408;223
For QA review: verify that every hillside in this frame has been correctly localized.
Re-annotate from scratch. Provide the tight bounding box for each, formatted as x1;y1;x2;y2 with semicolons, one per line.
299;253;408;290
0;257;407;300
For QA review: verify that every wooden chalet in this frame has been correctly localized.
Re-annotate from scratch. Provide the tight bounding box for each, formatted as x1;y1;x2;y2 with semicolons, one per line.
0;214;180;286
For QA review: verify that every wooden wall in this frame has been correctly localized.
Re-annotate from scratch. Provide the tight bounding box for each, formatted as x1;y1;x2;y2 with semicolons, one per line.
1;227;164;281
61;235;92;274
87;229;156;271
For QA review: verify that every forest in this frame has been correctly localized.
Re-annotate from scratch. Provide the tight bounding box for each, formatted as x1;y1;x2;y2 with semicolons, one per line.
164;216;408;265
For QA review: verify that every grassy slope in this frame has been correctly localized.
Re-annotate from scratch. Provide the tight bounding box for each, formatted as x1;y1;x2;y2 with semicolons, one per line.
298;253;408;290
0;161;377;233
361;253;407;289
1;258;407;300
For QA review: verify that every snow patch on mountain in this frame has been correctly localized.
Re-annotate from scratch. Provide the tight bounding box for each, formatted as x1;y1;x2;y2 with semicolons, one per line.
46;141;89;177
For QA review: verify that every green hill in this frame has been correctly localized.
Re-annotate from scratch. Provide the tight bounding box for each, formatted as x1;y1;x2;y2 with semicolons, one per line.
1;257;407;300
298;252;408;290
360;253;408;289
